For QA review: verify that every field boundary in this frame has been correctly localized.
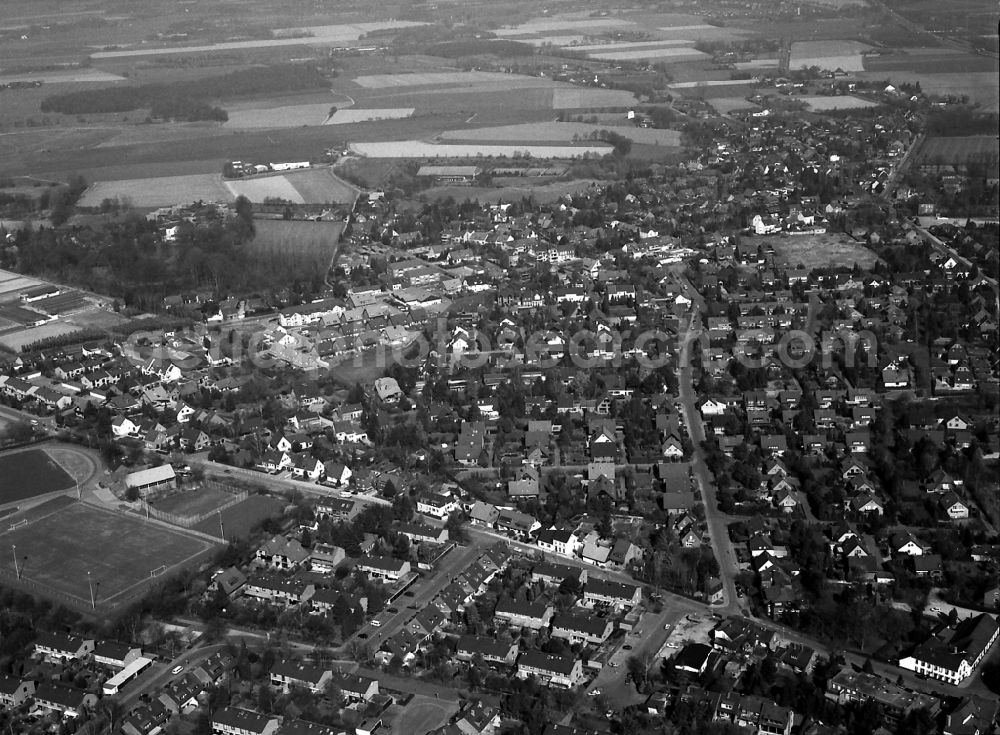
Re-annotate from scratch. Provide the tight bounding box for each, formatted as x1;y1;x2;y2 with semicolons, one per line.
140;480;248;528
0;504;220;616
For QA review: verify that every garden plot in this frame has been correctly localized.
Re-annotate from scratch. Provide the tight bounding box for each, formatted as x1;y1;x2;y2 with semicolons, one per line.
325;108;414;124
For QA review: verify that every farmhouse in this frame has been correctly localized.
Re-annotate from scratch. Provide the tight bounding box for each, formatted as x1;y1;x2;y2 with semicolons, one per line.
416;165;481;185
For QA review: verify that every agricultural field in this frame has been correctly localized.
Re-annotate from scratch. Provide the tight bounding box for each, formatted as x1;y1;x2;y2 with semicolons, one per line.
79;173;231;208
0;269;45;302
0;503;217;607
90;20;427;59
551;88;637;109
80;167;356;209
857;71;1000;112
797;95;880;110
326;108;414;125
708;97;761;114
248;219;344;264
585;47;709;62
769;233;879;270
224;103;335;129
349;140;612;159
789;40;873;73
0;449;76;506
567;40;693;52
0;70;126;84
0;321;84;352
192;493;285;540
493;17;635;37
438;121;682;146
351;71;530;89
224;176;305;204
862;48;996;74
919;136;999;167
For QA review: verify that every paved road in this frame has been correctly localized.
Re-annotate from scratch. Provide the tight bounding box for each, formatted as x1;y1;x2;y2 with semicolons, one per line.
190;456;390;507
916;224;999;289
677;312;747;617
587;604;703;707
349;544;481;646
116;642;229;710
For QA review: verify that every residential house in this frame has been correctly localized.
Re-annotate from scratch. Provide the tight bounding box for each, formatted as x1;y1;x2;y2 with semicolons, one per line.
516;652;584;688
210;707;280;735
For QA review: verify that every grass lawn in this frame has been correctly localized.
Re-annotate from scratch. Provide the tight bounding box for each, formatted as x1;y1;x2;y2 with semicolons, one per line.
768;233;879;270
191;494;284;540
0;503;217;604
0;449;76;504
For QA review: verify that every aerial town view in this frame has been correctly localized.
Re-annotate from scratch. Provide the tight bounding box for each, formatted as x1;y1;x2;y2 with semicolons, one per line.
0;0;996;733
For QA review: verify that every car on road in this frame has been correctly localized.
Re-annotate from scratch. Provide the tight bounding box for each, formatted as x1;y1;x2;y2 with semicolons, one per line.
370;619;381;627
171;665;183;675
609;661;619;668
357;633;368;639
588;689;601;696
387;607;398;614
622;644;633;651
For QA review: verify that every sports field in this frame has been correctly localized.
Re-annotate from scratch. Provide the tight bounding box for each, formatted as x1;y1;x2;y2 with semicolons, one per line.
0;448;76;505
0;503;217;605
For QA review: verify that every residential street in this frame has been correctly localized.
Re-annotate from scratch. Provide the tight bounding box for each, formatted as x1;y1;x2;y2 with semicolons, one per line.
677;311;748;617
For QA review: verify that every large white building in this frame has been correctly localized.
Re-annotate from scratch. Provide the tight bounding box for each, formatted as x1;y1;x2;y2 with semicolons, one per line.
898;614;999;685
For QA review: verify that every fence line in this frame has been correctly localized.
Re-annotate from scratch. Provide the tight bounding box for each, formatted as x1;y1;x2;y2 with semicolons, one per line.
139;480;248;528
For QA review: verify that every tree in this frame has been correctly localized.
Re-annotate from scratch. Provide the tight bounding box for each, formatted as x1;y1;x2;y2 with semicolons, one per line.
626;654;648;692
